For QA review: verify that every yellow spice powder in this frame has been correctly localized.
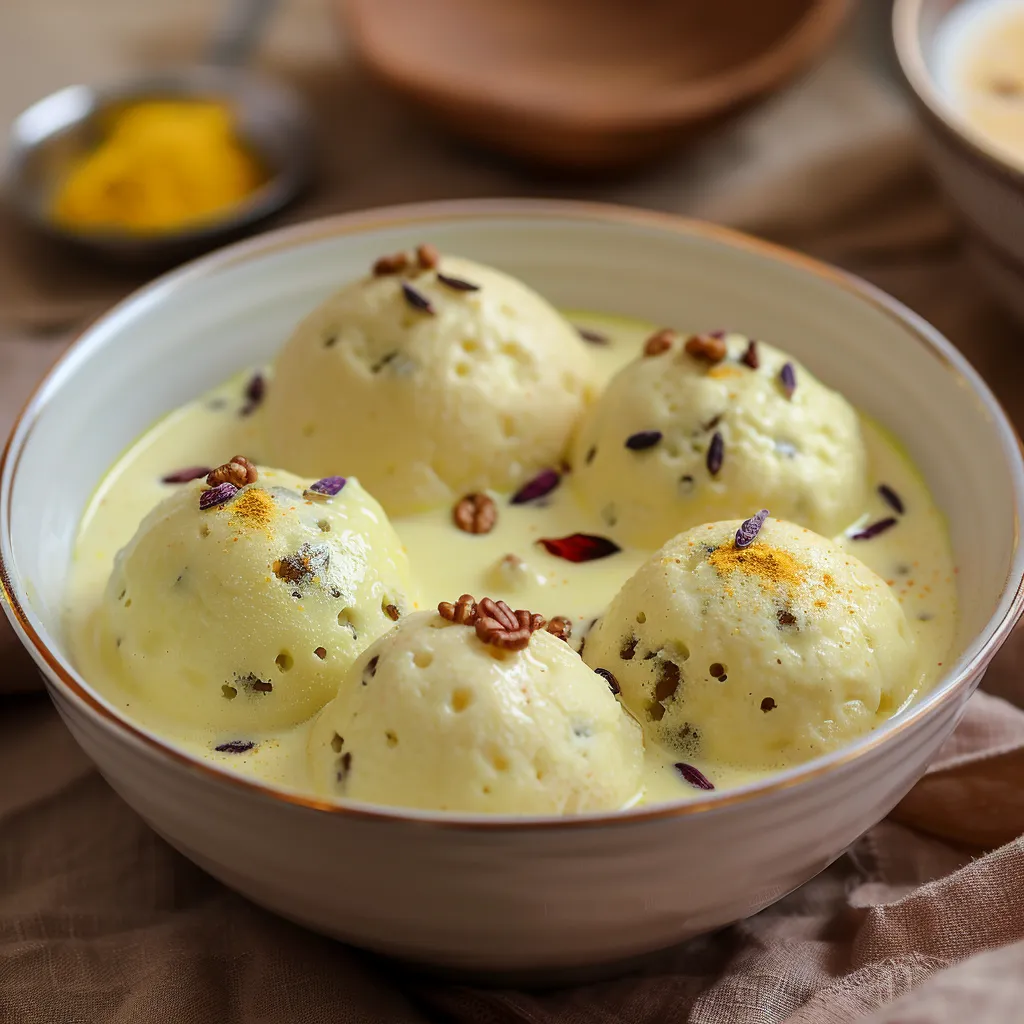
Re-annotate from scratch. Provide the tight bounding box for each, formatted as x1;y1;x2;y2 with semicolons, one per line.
53;100;264;235
708;542;806;589
229;488;277;530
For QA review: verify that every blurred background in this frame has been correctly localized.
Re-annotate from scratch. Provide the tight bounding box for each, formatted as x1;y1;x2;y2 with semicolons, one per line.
0;3;955;323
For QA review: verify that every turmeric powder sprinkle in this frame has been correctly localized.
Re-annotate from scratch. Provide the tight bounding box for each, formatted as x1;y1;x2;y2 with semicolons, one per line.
229;488;277;530
708;543;806;589
52;100;265;235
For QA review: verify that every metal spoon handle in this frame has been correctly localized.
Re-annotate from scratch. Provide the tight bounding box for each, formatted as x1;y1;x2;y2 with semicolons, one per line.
207;0;278;68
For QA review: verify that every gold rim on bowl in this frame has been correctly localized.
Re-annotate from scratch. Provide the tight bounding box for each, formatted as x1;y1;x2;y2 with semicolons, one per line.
3;197;1023;830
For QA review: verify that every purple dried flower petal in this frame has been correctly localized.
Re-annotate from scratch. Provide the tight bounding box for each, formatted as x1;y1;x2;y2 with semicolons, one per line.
162;466;212;484
708;329;726;339
675;762;715;791
199;482;238;510
511;469;561;504
740;339;760;369
537;533;621;563
779;362;797;399
576;326;610;345
878;484;905;515
594;668;620;694
245;372;265;405
308;476;347;496
735;509;769;549
850;517;898;541
706;431;724;476
401;281;435;314
437;273;480;292
625;430;663;451
240;372;266;416
214;740;255;754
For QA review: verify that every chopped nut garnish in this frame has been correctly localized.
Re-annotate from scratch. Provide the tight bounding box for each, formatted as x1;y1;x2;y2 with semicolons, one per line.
546;616;572;642
437;594;546;651
207;455;258;488
684;333;727;363
438;594;478;625
373;251;409;275
475;597;546;651
453;492;498;534
416;243;440;270
643;328;676;357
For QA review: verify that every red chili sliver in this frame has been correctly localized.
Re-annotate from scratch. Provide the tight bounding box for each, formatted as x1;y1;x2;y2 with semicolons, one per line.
537;533;621;563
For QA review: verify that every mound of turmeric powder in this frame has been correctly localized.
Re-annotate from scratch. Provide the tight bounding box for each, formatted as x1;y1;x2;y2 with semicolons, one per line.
53;99;265;235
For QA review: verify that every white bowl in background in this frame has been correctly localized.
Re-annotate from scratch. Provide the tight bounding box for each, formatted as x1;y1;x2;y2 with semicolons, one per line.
2;199;1023;978
893;0;1024;325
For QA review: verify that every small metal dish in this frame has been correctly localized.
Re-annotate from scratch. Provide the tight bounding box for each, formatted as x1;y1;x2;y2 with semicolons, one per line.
3;1;313;262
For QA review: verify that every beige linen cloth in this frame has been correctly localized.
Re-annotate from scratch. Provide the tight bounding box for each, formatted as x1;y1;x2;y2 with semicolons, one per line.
4;3;1024;1021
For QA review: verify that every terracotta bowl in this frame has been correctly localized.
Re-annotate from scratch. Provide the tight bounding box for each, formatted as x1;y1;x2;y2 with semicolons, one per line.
339;0;851;170
894;0;1024;325
3;200;1023;979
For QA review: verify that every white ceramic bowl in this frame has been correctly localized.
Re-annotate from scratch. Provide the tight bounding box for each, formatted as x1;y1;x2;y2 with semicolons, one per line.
3;199;1023;977
893;0;1024;325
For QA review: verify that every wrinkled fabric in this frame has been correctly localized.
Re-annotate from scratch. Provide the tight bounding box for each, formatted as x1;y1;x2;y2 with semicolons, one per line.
4;1;1024;1021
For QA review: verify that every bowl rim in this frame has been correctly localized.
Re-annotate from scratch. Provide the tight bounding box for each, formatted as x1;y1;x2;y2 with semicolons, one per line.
3;196;1024;831
892;0;1024;191
342;0;851;131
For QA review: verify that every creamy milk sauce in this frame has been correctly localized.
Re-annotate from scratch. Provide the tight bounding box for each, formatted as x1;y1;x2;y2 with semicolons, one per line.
935;0;1024;169
65;314;957;806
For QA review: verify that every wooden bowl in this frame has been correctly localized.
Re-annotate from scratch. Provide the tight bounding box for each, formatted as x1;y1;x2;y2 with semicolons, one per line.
339;0;850;171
